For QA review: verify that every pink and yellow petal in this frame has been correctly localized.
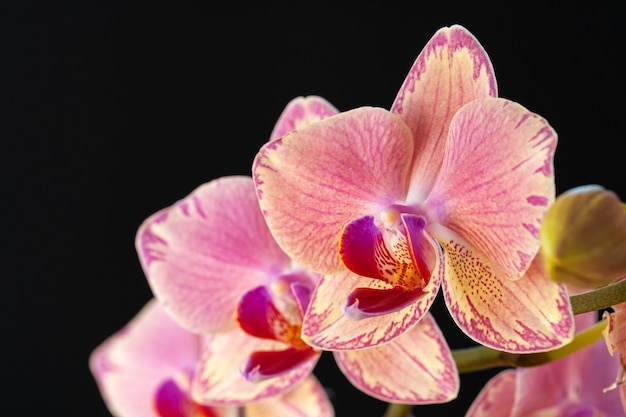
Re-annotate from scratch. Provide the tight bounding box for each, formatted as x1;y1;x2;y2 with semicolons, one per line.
333;314;458;404
465;370;516;417
426;97;557;282
440;241;573;353
254;107;415;274
391;24;497;200
302;262;442;350
136;176;291;334
270;96;339;140
192;329;319;405
244;376;334;417
89;300;202;417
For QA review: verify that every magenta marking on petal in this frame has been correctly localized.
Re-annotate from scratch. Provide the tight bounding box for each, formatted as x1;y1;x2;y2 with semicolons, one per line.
342;286;426;319
138;225;168;267
526;195;549;206
531;126;558;176
243;347;319;382
522;222;540;239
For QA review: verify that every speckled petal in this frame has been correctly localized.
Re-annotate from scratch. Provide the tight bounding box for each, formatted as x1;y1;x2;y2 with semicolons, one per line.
441;238;573;353
301;255;443;350
136;176;291;334
192;329;319;405
244;376;334;417
333;314;458;404
426;97;557;282
391;24;497;201
270;96;339;140
465;370;516;417
254;107;414;274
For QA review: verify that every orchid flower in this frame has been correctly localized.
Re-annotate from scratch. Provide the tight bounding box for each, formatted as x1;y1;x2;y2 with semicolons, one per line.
466;310;625;417
275;97;461;404
135;176;320;404
134;96;339;404
89;299;334;417
253;24;573;354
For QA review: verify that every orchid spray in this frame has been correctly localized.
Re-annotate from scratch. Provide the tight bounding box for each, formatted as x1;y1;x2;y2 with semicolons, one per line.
91;25;626;417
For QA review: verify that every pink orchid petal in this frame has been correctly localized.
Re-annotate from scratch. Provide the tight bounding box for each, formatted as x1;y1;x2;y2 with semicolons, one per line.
426;97;557;281
302;258;443;350
136;176;291;334
254;107;414;274
333;313;458;404
512;312;624;417
89;300;202;417
244;376;334;417
270;96;339;140
391;25;497;200
192;329;319;405
465;370;516;417
442;245;573;353
244;347;320;382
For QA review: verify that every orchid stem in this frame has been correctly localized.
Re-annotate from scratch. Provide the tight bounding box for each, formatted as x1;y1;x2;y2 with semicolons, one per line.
381;403;413;417
570;278;626;314
454;318;608;373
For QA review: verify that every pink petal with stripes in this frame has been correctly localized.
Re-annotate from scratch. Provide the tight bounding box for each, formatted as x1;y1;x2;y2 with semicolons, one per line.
333;314;458;404
392;24;497;201
244;375;334;417
425;97;557;282
192;329;319;405
253;107;414;274
270;96;339;140
136;176;291;334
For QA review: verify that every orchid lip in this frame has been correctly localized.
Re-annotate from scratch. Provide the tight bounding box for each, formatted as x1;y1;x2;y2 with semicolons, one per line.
242;347;319;382
155;371;216;417
341;285;428;320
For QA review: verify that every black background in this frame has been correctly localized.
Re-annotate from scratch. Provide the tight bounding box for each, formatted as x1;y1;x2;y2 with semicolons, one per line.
3;2;625;416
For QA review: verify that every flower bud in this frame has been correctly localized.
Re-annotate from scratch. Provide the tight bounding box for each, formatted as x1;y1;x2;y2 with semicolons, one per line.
540;185;626;289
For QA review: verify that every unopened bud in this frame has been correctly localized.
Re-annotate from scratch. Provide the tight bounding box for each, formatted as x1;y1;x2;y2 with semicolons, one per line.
540;185;626;289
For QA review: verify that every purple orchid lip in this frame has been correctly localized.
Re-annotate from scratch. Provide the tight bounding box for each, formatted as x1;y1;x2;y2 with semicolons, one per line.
235;280;320;383
154;372;217;417
242;347;320;382
339;213;434;291
342;285;428;320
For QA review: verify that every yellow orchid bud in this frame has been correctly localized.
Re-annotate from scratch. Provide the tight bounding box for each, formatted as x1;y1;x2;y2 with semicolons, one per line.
540;185;626;289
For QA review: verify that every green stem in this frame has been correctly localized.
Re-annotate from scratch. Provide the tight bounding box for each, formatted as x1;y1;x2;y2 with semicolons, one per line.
381;403;413;417
570;278;626;314
453;318;607;373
